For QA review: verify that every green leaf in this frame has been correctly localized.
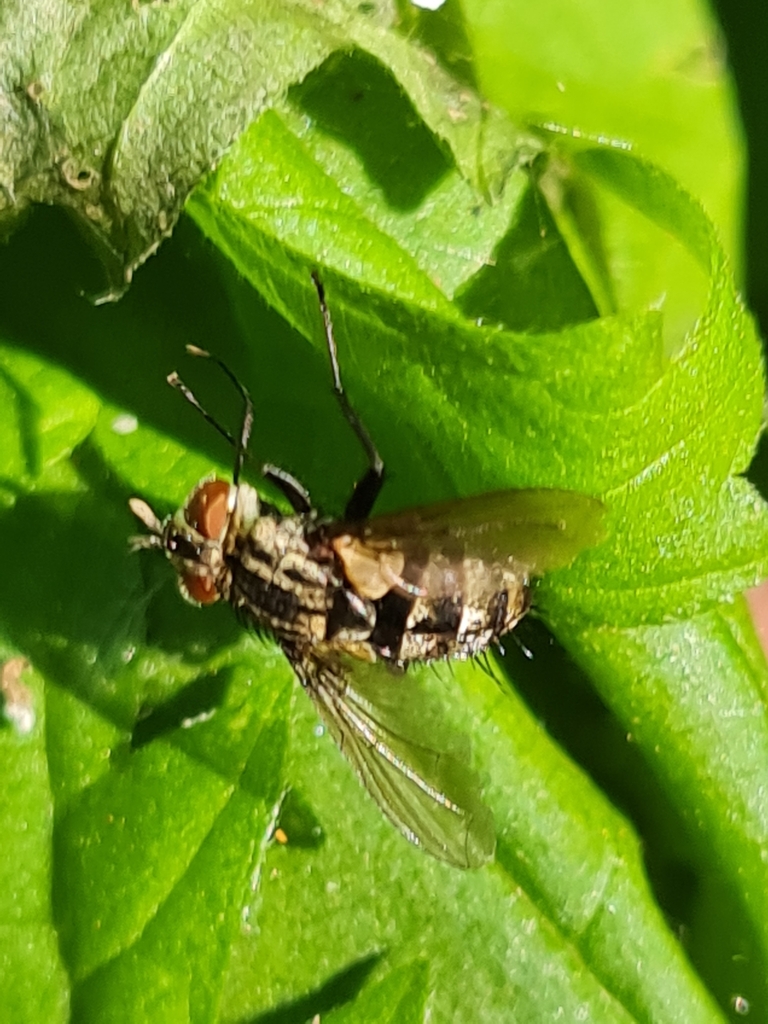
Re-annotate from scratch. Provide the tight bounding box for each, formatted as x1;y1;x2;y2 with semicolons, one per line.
459;0;745;314
68;672;293;1022
0;659;69;1024
1;0;330;281
1;0;523;288
0;0;764;1021
321;960;430;1024
221;657;716;1023
190;134;768;627
0;345;100;500
186;22;765;1020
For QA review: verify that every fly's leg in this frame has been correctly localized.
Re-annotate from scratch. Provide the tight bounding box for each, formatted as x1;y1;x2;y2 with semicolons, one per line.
262;464;312;514
312;271;384;521
170;350;313;514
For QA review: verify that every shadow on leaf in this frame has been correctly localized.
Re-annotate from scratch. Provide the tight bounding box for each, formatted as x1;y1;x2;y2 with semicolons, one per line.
244;951;382;1024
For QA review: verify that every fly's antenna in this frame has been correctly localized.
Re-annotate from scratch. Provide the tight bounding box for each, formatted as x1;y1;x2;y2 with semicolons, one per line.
311;272;383;480
166;372;239;452
167;345;253;487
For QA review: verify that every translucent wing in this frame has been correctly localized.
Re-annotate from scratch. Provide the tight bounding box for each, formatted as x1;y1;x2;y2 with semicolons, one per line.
288;643;495;869
331;489;605;576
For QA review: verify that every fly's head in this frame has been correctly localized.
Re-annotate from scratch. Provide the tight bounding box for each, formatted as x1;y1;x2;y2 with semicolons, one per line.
129;477;261;606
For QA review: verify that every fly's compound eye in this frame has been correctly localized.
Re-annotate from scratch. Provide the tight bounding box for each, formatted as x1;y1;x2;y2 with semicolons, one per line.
167;534;220;605
167;535;219;604
182;572;218;605
186;480;230;539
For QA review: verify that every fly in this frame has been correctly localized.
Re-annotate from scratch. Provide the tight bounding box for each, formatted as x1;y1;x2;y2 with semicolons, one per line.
129;274;605;868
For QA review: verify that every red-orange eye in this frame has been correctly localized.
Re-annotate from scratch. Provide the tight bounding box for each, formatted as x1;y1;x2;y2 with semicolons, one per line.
186;480;230;539
182;573;218;605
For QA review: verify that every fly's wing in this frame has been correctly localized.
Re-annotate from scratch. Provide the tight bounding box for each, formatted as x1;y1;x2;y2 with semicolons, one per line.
289;644;495;869
338;489;605;575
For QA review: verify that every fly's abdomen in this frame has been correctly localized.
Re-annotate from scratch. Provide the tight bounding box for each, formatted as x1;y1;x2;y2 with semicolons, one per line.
368;554;530;664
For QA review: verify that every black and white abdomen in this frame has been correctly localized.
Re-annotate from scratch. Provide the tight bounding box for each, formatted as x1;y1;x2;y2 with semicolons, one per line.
367;554;530;664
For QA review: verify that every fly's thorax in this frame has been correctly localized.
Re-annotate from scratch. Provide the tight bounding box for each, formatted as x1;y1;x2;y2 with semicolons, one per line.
228;509;338;641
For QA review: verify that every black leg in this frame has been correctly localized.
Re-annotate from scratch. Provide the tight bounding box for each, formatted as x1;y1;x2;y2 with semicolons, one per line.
311;272;385;521
168;361;313;515
343;466;385;522
262;463;312;514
